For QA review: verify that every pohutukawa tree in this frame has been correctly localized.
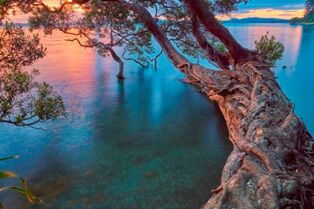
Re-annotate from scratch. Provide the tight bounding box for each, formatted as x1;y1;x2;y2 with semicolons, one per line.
1;0;314;208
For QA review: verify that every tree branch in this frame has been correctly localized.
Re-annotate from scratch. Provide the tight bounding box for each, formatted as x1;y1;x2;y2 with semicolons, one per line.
191;14;230;70
184;0;254;64
122;49;147;68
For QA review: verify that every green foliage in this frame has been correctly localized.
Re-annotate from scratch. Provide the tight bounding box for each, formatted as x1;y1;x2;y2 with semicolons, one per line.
305;0;314;16
0;22;65;127
290;17;303;24
0;22;46;68
28;1;155;66
159;2;227;62
0;156;41;208
0;0;7;6
290;0;314;23
214;0;250;14
25;0;252;67
1;0;261;68
290;13;314;24
0;20;63;209
255;33;284;66
304;13;314;22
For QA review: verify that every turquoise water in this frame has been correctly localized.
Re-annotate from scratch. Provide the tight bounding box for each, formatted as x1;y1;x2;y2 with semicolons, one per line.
0;24;314;209
0;30;231;209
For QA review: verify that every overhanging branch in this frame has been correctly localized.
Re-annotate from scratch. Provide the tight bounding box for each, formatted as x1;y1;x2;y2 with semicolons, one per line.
184;0;254;64
191;14;230;70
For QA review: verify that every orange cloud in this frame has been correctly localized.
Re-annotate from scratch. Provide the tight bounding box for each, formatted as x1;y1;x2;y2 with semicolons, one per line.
42;0;81;10
219;8;305;20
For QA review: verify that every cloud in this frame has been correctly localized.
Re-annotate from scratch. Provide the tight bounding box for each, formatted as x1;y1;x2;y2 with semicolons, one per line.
219;8;305;20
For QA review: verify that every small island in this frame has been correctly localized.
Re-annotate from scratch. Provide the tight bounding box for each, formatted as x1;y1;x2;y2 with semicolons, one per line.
291;0;314;24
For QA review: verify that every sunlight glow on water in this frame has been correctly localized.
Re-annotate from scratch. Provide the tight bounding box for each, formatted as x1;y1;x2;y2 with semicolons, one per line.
0;30;231;209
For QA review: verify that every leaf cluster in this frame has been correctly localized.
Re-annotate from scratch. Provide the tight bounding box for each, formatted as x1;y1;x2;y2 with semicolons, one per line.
0;23;65;127
255;33;284;66
213;0;250;14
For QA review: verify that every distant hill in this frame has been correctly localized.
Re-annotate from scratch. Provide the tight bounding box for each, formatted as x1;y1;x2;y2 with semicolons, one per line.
224;18;290;24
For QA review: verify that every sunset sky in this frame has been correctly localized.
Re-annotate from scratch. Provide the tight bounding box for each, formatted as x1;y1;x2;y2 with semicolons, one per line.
223;0;305;20
46;0;306;19
10;0;306;23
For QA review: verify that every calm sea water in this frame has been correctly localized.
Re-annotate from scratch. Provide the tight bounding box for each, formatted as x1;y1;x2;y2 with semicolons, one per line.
0;23;313;209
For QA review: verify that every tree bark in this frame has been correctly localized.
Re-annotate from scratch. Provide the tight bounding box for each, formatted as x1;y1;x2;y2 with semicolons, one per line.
184;0;254;64
191;14;230;70
108;47;124;80
201;63;314;209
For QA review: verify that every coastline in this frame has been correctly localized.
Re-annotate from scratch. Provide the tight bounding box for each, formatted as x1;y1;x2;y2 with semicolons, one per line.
290;22;314;25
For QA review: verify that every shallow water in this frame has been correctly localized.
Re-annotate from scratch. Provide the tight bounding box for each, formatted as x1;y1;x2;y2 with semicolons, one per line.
0;30;231;209
0;24;314;209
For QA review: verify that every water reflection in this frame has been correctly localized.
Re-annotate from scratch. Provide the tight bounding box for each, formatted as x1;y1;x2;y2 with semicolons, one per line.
226;23;303;68
0;30;231;209
276;25;314;133
1;24;314;209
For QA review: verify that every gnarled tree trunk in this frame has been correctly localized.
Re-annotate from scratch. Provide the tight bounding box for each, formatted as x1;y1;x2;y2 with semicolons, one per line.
200;62;314;209
121;2;314;208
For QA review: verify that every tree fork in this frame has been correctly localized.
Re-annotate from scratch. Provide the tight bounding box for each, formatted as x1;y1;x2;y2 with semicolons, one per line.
190;14;231;70
184;0;255;64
